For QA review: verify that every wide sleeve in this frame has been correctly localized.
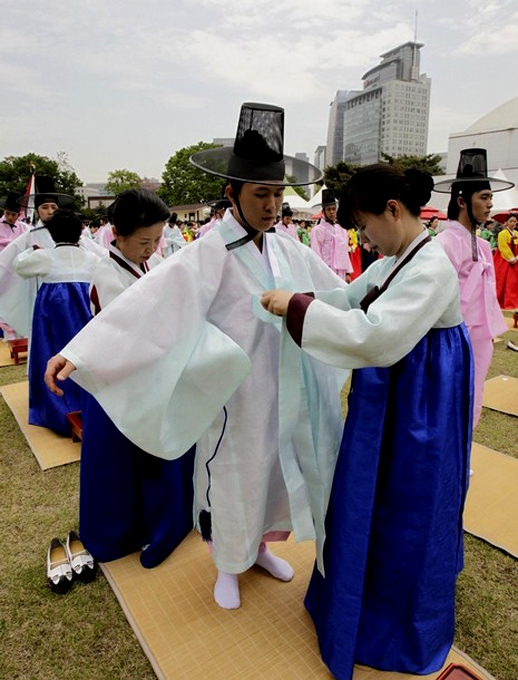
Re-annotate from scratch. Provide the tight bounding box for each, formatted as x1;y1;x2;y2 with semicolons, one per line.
292;249;460;369
13;248;50;278
62;239;251;459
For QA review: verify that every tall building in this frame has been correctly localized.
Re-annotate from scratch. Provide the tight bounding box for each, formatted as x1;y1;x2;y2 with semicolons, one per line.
326;90;350;167
314;145;326;171
327;42;431;167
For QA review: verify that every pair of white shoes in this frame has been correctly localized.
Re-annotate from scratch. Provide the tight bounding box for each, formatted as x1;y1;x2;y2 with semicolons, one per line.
507;340;518;352
47;530;96;594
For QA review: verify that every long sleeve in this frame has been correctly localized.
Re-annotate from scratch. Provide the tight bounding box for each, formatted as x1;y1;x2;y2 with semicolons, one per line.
497;229;516;262
288;244;462;370
13;248;50;278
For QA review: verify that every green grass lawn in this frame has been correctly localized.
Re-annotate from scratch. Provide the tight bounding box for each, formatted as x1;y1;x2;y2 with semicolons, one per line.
0;333;517;680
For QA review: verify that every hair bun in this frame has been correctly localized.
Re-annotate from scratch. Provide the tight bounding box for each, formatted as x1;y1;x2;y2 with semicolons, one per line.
404;169;433;207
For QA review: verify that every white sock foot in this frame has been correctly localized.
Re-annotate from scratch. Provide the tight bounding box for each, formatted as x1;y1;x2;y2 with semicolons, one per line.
214;570;240;609
255;547;294;582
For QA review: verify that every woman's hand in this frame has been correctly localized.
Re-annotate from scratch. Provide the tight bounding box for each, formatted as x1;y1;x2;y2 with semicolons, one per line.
260;290;294;317
44;355;77;397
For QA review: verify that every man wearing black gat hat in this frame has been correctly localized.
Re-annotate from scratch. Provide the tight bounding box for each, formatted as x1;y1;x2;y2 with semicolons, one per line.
45;102;348;610
435;148;510;428
0;191;28;250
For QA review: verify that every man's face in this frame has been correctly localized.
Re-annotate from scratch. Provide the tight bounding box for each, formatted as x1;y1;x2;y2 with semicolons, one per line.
37;202;59;223
324;205;337;222
228;183;284;233
470;189;493;224
2;209;20;225
282;215;292;225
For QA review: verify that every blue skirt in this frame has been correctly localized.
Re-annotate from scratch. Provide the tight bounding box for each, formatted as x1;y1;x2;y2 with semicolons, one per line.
79;393;195;568
305;325;473;680
29;282;92;435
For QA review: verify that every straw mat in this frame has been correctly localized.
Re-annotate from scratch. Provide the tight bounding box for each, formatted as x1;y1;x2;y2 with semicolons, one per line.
101;533;493;680
482;375;518;417
464;442;518;558
0;380;80;469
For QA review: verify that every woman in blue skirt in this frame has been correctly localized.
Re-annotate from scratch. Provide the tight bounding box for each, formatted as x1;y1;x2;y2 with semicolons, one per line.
261;164;473;680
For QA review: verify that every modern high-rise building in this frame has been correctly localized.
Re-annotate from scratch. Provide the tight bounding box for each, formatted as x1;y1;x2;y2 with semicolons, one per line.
314;145;327;171
327;42;431;167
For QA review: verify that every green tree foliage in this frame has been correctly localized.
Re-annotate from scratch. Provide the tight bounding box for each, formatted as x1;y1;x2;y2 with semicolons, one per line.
323;161;359;197
0;153;84;208
381;152;445;176
158;142;225;206
105;169;142;195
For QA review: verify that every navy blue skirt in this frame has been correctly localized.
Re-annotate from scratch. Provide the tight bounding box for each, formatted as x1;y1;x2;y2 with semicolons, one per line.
29;282;91;435
305;325;473;679
79;393;195;568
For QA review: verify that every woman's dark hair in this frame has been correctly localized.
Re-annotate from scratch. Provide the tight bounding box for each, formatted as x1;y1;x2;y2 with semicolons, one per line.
110;189;170;236
46;209;83;244
337;164;433;229
507;212;518;221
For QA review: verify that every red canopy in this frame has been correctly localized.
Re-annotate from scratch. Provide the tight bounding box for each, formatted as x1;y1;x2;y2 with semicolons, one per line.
420;206;447;220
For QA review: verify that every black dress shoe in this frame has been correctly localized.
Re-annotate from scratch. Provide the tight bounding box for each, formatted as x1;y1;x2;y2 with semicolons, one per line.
47;538;73;594
65;531;97;583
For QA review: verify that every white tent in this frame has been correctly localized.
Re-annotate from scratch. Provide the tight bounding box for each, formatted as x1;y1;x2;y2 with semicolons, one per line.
281;186;313;215
489;169;518;212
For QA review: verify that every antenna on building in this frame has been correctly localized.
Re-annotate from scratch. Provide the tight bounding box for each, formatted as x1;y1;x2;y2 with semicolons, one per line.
411;10;419;81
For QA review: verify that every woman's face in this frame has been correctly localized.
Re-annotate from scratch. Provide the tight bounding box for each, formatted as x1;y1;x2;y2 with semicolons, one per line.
507;216;517;230
115;222;164;265
355;202;406;257
228;183;284;234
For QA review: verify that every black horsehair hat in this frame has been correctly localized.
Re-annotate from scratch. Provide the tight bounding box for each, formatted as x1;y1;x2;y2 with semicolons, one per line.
281;202;293;217
0;191;23;212
190;103;322;187
434;148;514;194
17;176;75;210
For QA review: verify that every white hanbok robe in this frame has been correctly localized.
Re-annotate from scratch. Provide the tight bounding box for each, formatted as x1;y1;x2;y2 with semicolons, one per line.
60;212;348;574
0;224;104;338
163;224;187;256
89;243;162;314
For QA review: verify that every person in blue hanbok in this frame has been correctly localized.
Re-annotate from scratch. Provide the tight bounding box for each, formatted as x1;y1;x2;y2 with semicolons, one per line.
13;209;100;435
77;188;196;569
261;164;473;680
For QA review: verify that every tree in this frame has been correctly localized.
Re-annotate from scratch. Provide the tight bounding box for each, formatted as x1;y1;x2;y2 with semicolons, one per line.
0;153;84;208
381;153;445;176
323;161;359;197
105;169;142;195
158;142;225;206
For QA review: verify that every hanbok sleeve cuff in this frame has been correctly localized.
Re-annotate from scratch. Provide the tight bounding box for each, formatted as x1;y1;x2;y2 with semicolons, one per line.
286;293;315;346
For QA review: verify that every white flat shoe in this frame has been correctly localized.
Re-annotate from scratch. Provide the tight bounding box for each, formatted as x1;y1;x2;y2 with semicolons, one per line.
65;531;96;583
47;538;73;594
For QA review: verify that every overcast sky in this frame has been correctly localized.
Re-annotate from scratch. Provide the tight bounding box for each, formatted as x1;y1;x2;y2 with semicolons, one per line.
1;0;516;183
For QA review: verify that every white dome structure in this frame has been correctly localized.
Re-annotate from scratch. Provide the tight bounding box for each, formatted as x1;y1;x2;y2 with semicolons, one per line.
446;96;518;188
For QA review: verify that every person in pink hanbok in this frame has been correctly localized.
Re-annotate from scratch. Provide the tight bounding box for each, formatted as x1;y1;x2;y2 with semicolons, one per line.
435;148;511;427
0;191;29;339
274;203;299;240
310;189;353;282
198;199;231;237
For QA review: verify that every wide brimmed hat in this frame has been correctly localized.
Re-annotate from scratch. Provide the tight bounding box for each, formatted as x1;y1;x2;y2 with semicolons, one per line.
281;202;293;217
207;198;232;211
321;188;337;207
190;102;322;187
0;191;23;212
434;148;514;194
17;176;75;209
